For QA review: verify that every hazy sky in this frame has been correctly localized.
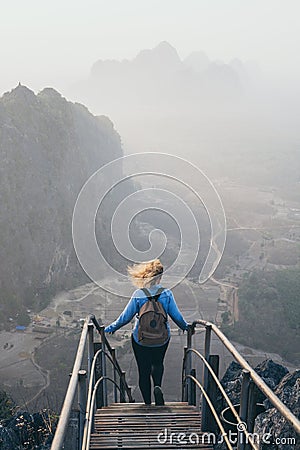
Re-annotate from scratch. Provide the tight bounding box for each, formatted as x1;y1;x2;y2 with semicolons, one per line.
1;0;300;95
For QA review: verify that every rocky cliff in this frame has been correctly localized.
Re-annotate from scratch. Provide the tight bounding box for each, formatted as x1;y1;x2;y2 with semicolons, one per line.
214;360;299;450
0;85;123;326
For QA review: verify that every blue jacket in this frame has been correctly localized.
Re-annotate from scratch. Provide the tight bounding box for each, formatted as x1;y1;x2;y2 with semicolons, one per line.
104;285;189;346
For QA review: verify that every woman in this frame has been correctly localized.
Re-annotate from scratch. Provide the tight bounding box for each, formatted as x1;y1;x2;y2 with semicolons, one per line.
105;259;189;406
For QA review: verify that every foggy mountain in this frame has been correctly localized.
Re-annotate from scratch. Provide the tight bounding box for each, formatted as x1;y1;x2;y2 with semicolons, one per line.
67;42;300;188
0;85;123;327
71;41;242;115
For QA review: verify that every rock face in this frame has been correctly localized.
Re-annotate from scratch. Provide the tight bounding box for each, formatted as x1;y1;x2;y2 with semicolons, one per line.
0;410;56;449
214;359;298;449
216;359;289;416
216;360;243;414
254;370;300;450
254;360;289;400
0;85;123;326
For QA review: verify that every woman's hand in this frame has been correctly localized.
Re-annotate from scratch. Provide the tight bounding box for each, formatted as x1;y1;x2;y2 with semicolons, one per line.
187;323;196;335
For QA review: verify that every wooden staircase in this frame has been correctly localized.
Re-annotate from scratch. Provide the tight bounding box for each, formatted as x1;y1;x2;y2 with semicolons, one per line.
89;402;214;449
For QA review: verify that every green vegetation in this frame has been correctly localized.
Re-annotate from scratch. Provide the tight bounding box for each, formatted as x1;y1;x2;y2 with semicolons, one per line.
215;232;250;278
267;240;300;265
223;268;300;363
0;388;15;421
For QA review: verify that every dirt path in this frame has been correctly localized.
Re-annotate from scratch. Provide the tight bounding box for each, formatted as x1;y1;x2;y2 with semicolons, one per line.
23;353;50;408
211;276;239;323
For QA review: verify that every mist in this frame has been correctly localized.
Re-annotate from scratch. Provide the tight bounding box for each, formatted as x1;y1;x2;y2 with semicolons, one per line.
60;40;299;191
1;1;300;187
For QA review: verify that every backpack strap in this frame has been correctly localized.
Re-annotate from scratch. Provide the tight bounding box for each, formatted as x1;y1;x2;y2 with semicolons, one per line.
140;287;166;317
142;287;165;301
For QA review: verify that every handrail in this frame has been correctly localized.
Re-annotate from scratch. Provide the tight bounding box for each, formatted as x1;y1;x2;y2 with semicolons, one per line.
82;325;134;450
184;349;259;450
81;346;133;449
51;316;91;450
51;313;299;450
185;374;234;450
85;347;132;410
51;314;133;450
83;376;123;450
90;316;133;401
188;320;300;435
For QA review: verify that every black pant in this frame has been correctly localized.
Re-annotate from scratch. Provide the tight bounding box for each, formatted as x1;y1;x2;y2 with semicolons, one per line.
132;336;169;404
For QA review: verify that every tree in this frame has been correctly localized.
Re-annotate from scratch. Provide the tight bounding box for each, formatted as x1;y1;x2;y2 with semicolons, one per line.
17;311;31;327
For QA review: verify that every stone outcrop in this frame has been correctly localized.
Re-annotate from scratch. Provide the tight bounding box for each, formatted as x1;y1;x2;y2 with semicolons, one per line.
216;359;289;414
214;359;298;449
254;370;300;450
0;410;57;449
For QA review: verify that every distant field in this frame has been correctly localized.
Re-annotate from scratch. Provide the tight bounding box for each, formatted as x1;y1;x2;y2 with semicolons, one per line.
267;240;300;265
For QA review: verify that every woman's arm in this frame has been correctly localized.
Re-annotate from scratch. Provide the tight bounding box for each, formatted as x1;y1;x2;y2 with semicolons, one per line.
104;296;138;333
167;291;189;331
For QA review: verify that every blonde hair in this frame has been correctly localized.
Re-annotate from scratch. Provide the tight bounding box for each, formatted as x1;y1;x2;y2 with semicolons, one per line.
127;259;164;288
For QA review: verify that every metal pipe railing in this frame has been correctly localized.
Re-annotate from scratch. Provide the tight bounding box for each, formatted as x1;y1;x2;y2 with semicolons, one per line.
83;376;123;450
51;316;91;450
84;347;131;414
185;320;300;435
90;317;134;402
82;323;134;448
51;314;134;450
183;348;259;450
202;324;212;429
78;369;87;449
186;374;234;450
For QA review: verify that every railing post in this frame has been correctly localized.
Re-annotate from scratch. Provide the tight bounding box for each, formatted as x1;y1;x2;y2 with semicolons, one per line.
190;368;196;406
88;322;96;434
201;324;212;431
205;355;219;433
204;324;212;361
94;342;103;408
99;326;107;407
186;327;193;405
237;370;250;450
111;348;118;403
127;387;132;403
78;370;87;450
120;371;126;403
87;323;94;384
182;347;188;402
245;380;258;450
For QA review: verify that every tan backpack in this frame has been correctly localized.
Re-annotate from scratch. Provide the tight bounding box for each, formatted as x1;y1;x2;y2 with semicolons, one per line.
137;287;168;346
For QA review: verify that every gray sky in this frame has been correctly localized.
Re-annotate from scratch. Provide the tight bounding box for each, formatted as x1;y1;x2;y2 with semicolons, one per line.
1;0;300;95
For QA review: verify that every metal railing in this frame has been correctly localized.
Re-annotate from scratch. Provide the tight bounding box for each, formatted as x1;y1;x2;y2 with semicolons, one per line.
51;315;300;450
51;315;133;450
182;320;300;450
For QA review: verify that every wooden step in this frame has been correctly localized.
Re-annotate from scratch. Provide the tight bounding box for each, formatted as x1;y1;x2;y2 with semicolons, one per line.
89;402;214;449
